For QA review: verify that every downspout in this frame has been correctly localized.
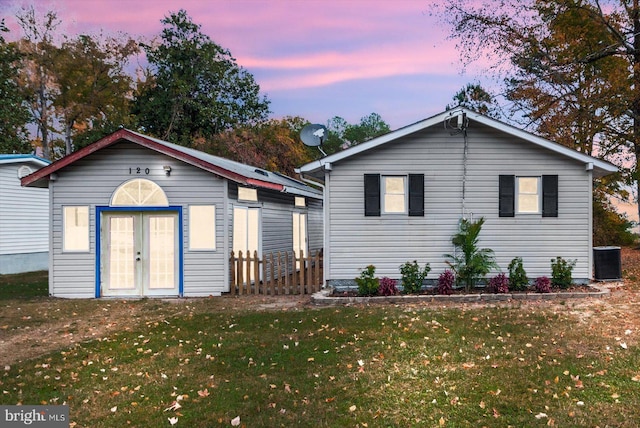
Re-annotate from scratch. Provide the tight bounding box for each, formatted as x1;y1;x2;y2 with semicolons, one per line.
295;167;327;288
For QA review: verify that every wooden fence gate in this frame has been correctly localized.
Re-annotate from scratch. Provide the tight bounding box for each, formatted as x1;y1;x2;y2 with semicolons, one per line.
229;249;323;295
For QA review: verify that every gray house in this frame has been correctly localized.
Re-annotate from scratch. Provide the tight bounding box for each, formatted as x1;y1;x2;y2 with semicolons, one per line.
22;129;322;298
297;108;618;286
0;154;50;274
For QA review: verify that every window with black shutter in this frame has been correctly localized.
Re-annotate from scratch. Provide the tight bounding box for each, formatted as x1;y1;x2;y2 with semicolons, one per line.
364;173;425;217
499;174;558;217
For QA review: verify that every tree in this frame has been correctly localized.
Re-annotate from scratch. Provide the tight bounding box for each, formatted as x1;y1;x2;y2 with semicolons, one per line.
54;33;138;154
343;113;391;147
446;82;500;118
0;20;31;154
197;116;315;177
322;116;350;155
133;10;270;147
593;190;638;246
15;6;61;160
437;0;640;225
322;113;391;154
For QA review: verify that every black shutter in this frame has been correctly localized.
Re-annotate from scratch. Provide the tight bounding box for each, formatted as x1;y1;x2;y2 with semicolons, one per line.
499;175;515;217
542;175;558;217
408;174;424;217
364;174;380;216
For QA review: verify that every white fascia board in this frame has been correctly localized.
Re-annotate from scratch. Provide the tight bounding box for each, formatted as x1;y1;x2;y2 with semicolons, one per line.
468;111;618;176
298;115;442;174
299;107;617;177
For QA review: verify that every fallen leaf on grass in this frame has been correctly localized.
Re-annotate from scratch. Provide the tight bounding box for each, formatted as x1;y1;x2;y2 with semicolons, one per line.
197;389;209;397
535;412;548;419
168;417;178;425
164;401;182;412
231;416;240;426
349;405;357;412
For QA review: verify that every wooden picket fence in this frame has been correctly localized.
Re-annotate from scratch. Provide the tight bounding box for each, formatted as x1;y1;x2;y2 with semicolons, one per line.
229;249;323;295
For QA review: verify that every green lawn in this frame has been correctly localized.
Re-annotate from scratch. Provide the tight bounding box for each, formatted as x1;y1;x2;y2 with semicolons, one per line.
1;273;639;427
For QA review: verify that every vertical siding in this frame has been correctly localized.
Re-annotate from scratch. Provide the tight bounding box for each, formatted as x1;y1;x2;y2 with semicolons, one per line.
326;122;592;282
0;163;49;256
50;142;226;298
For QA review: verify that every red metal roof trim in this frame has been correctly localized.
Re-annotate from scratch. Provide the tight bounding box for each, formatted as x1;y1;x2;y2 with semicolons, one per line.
21;129;285;192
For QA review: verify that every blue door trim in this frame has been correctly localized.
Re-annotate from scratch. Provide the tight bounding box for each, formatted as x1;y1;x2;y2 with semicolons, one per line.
95;206;184;298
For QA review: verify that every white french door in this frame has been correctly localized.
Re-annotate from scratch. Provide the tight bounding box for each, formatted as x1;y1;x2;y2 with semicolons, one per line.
233;206;261;282
293;212;308;269
102;212;179;297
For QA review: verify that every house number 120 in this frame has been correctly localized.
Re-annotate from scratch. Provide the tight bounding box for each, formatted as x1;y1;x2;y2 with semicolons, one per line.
129;167;150;175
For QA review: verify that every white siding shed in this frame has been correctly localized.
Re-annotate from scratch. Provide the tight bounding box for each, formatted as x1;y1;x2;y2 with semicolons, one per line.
0;155;50;274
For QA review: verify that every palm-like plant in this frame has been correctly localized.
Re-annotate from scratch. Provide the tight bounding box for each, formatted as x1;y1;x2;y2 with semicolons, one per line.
444;217;497;292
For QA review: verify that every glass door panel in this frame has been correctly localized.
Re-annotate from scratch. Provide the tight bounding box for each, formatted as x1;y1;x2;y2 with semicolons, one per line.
146;215;177;292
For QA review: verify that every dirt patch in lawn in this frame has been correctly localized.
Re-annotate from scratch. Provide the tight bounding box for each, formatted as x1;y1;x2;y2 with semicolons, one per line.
1;247;640;366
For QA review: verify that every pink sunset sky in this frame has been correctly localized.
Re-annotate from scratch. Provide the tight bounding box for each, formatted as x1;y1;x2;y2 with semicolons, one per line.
2;0;637;224
0;0;487;129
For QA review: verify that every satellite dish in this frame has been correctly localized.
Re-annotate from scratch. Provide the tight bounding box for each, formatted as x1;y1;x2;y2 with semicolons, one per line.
300;124;327;147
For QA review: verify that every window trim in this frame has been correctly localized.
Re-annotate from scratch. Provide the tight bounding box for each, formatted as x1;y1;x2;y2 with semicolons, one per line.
188;205;216;251
63;205;90;252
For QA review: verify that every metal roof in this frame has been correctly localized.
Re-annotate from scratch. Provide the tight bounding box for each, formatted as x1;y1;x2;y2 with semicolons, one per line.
21;129;322;198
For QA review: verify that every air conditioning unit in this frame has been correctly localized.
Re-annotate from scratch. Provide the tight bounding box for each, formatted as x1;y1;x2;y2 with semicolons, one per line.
593;246;622;281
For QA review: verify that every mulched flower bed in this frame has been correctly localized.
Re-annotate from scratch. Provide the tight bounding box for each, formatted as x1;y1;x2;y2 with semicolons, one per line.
331;284;595;298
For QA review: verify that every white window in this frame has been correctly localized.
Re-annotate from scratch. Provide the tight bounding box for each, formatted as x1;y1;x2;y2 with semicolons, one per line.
293;212;308;269
189;205;216;250
63;206;89;251
382;176;406;214
111;179;168;206
295;196;306;207
238;187;258;202
516;177;541;214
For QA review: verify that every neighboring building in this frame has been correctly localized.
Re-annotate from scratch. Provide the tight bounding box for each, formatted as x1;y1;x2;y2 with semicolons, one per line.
0;154;50;275
22;129;322;298
297;107;618;286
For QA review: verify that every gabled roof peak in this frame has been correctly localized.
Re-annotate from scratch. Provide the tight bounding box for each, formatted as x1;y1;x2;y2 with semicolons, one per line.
299;107;617;179
21;128;321;198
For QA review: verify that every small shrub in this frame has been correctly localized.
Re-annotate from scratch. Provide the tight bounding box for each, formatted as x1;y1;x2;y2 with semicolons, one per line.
488;273;509;294
355;265;379;296
437;270;455;295
444;217;497;291
508;257;529;291
551;257;576;289
378;277;399;296
400;260;431;294
534;276;551;293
